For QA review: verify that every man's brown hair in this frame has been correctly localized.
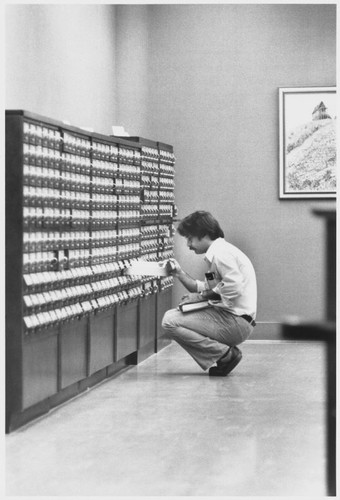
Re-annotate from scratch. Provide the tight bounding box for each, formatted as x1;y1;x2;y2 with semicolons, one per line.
177;211;224;240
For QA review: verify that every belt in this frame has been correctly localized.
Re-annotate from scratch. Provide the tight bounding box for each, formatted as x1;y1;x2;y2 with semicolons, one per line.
241;315;256;327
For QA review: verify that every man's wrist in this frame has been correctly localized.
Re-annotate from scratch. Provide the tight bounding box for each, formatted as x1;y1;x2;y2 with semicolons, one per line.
200;290;220;300
177;269;188;280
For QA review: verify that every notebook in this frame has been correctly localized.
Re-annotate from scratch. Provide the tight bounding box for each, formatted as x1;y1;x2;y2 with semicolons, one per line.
178;300;210;313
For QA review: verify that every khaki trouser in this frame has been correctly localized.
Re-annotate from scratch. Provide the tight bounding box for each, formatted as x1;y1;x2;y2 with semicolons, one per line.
162;306;254;370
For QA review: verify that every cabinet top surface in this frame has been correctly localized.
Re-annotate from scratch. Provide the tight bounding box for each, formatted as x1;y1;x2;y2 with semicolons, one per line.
6;110;173;150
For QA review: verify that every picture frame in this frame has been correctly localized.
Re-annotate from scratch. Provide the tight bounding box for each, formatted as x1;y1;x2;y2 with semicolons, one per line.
279;87;337;199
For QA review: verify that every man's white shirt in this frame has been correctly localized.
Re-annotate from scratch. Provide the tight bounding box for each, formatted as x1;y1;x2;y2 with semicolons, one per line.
196;237;257;319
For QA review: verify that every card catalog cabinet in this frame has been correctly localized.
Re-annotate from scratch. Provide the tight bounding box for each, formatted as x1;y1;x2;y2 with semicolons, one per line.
6;110;176;432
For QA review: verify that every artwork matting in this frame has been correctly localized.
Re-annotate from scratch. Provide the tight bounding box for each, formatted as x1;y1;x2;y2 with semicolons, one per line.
279;87;336;199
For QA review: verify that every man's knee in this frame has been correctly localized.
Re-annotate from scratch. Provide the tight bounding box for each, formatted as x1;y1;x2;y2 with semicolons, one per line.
162;308;176;330
162;308;184;333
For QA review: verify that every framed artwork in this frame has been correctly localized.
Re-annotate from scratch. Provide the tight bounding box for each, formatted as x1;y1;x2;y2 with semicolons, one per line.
279;87;336;199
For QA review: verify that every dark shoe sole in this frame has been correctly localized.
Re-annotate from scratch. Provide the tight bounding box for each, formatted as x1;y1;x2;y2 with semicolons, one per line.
209;348;242;377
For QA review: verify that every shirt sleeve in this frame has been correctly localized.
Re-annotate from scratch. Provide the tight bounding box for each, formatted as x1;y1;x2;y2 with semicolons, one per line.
212;255;244;307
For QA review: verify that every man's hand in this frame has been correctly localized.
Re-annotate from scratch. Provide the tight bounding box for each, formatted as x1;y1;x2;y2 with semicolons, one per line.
166;258;182;276
179;292;204;305
165;258;198;293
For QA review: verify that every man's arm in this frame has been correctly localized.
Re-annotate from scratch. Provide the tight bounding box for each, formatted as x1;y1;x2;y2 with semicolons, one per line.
199;289;221;300
175;269;198;293
167;259;198;292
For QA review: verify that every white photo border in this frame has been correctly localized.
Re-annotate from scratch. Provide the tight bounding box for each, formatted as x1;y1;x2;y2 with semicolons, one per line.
279;86;337;199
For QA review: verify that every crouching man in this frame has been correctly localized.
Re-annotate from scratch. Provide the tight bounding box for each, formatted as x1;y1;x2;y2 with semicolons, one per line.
162;211;257;376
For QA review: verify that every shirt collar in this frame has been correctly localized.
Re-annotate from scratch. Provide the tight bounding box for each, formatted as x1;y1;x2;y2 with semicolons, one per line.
205;237;224;263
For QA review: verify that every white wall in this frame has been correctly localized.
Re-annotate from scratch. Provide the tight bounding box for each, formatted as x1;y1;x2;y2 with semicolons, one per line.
115;5;150;136
6;4;117;134
141;4;336;328
5;4;337;333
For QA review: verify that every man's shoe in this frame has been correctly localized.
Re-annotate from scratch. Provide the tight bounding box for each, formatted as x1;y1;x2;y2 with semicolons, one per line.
209;346;242;377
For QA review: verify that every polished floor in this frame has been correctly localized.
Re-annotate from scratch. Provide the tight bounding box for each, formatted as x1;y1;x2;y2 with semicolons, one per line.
6;340;327;496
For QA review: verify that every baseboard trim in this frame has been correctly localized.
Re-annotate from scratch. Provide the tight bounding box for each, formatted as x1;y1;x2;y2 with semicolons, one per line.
250;322;284;340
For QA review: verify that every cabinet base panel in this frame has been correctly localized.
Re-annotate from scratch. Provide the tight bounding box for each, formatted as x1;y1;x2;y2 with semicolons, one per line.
156;335;171;352
136;339;156;363
6;351;137;433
